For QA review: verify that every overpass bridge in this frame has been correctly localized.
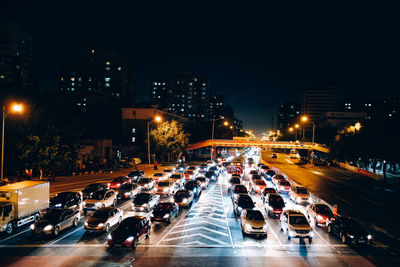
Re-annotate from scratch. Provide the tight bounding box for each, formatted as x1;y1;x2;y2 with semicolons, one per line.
186;139;329;153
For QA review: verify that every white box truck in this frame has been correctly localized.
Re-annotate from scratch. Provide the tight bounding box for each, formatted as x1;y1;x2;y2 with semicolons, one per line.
0;181;49;234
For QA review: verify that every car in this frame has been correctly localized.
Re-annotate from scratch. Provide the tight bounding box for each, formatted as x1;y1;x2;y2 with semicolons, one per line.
107;216;151;248
233;194;255;217
126;170;145;182
306;203;334;227
30;209;80;237
272;153;278;159
289;185;311;204
231;184;248;201
187;166;198;172
131;193;160;212
199;163;209;171
256;163;264;170
228;177;241;192
151;202;179;224
265;170;276;180
247;158;254;164
176;163;188;173
205;170;217;182
272;174;286;188
169;173;185;187
261;187;276;202
184;170;196;180
206;160;215;166
155;179;175;196
327;216;372;245
264;193;285;217
162;169;174;178
280;210;314;242
249;170;259;176
231;173;242;179
208;166;220;175
250;179;267;194
251;174;263;182
49;191;82;210
276;180;291;194
82;183;108;200
240;209;268;237
184;180;202;198
117;183;141;200
84;207;123;232
83;189;117;215
195;176;209;189
259;165;270;175
173;189;194;208
137;178;156;192
108;176;130;189
152;172;168;180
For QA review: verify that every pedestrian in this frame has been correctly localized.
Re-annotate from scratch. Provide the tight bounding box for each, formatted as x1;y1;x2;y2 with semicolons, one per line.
154;162;158;170
27;169;32;179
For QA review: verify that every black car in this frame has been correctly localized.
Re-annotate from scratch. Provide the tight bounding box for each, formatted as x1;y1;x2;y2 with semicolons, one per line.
261;187;276;202
231;184;248;200
107;216;151;248
82;183;108;200
228;177;241;192
151;202;179;223
31;209;81;236
208;166;220;175
205;171;217;182
264;193;285;217
184;180;202;198
233;194;255;216
327;216;372;245
49;192;82;210
200;163;208;170
117;183;141;200
127;170;145;182
265;170;276;180
176;163;188;173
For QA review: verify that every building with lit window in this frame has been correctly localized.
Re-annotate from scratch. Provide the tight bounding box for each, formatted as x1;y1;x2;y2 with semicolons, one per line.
301;85;337;123
0;20;35;100
277;102;301;130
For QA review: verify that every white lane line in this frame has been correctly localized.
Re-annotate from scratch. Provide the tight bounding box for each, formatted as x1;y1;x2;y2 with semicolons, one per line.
47;226;84;246
169;226;229;237
312;229;331;246
174;221;227;230
155;201;194;245
220;183;234;247
334;195;352;206
0;228;31;244
265;220;283;246
285;159;293;164
161;233;229;245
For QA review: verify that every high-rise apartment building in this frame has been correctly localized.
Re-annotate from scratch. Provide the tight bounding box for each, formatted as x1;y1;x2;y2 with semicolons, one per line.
301;85;337;123
277;102;301;130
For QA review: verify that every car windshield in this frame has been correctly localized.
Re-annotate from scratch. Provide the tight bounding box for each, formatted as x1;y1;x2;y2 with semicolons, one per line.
267;170;275;176
280;181;290;186
156;203;173;210
255;180;266;185
92;209;111;218
134;194;151;202
238;197;254;207
289;215;309;225
118;219;140;232
196;177;206;182
89;191;105;200
234;186;247;193
153;173;163;177
53;192;70;200
170;174;181;179
158;181;170;187
138;178;152;184
185;182;196;188
42;210;62;221
246;210;264;220
297;188;308;194
269;195;284;204
316;205;333;215
275;175;284;180
252;175;262;180
264;188;276;194
343;219;361;229
261;166;269;169
230;177;240;184
120;184;134;190
128;171;141;176
163;170;172;173
250;171;258;174
186;171;193;174
175;191;189;197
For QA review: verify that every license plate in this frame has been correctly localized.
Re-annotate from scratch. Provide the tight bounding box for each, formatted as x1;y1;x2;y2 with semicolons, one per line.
114;244;122;247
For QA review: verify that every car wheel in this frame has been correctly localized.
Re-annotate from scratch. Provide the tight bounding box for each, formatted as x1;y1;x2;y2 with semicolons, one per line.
341;233;347;243
309;237;313;243
54;226;60;237
118;217;122;225
287;230;291;241
132;237;138;249
6;223;13;235
145;228;150;239
105;224;110;232
73;217;79;227
327;224;332;233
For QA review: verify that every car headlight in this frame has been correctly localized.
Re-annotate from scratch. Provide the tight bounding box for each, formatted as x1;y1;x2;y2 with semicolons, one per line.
317;215;323;221
182;198;188;203
44;225;53;231
163;214;170;219
163;188;169;192
30;224;35;230
296;197;301;201
84;221;88;226
142;203;149;207
107;234;112;240
245;223;252;231
126;236;134;242
95;202;102;206
117;183;121;187
83;201;86;206
263;224;268;230
238;207;243;212
347;234;354;239
309;230;314;237
98;223;104;227
54;203;62;208
367;234;372;240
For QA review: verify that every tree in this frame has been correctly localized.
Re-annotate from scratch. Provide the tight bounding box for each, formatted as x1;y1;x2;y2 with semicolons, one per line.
150;120;189;162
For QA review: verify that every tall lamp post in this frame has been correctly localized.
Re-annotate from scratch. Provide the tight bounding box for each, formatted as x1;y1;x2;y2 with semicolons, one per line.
294;124;300;141
210;117;225;160
147;115;162;165
301;116;315;166
2;103;24;180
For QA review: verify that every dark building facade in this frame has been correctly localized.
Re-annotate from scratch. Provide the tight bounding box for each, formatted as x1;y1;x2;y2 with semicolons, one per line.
301;85;337;123
277;102;301;130
0;20;35;101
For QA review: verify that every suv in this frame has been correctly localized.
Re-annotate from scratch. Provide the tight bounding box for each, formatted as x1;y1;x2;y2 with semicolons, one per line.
83;189;117;215
289;185;311;204
280;210;313;242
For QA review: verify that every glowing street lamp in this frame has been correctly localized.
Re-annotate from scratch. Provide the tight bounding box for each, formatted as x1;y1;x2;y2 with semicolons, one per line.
300;115;316;166
2;103;24;180
223;121;229;126
147;115;163;165
211;116;225;160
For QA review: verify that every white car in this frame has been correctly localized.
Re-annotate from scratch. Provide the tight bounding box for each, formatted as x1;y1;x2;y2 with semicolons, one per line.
289;185;311;204
84;207;123;232
280;210;313;242
169;173;185;187
83;189;117;215
162;169;174;178
137;178;156;192
152;172;168;180
156;179;175;196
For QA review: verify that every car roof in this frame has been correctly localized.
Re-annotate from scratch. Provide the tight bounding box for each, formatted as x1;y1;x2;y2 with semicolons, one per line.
286;210;304;216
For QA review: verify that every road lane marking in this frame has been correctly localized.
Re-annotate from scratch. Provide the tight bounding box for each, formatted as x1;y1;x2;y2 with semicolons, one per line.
161;233;230;245
47;226;84;246
265;220;283;246
334;195;352;206
312;229;331;246
0;228;31;244
285;159;293;164
220;184;234;246
174;220;228;229
169;226;229;237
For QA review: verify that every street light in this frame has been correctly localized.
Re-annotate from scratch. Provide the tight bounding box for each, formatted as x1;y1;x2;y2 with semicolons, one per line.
147;115;162;165
211;116;224;160
300;115;316;166
223;121;229;126
2;103;24;180
294;124;300;140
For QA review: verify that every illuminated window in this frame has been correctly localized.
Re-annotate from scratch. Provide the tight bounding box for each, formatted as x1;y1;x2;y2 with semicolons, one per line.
91;49;95;53
106;61;111;66
88;77;92;82
0;75;5;79
106;67;110;71
71;88;75;91
118;67;121;71
132;128;136;134
105;77;110;82
105;83;110;87
132;137;136;143
71;77;75;81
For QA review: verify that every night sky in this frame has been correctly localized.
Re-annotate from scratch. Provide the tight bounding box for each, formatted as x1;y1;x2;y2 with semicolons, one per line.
2;1;400;132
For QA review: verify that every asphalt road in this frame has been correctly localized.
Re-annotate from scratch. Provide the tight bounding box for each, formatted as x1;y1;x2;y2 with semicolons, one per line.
0;162;383;267
262;150;400;261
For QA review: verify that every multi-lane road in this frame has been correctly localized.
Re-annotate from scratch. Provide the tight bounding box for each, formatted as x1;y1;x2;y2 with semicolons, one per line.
0;159;386;267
